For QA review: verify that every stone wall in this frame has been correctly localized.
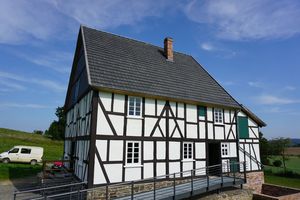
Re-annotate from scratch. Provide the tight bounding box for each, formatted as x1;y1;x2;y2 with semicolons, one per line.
244;171;264;193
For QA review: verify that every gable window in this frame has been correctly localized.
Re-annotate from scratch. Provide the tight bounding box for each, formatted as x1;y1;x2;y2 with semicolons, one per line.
128;97;142;117
221;143;229;157
214;108;223;124
126;141;140;165
183;142;193;160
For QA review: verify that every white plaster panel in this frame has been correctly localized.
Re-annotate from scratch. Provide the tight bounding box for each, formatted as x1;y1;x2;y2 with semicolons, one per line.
195;161;206;175
144;117;156;137
144;141;153;160
245;144;251;171
222;159;230;173
207;107;213;121
249;127;259;138
177;103;184;118
195;142;206;159
215;126;224;140
94;155;106;184
230;111;236;123
187;124;198;139
157;100;166;116
125;167;141;181
113;94;125;113
109;115;124;136
159;118;166;137
199;116;205;121
126;118;142;136
97;105;113;135
183;161;193;176
225;124;231;139
157;141;166;159
238;111;246;117
145;98;155;116
224;110;230;123
176;120;184;137
169;119;175;136
253;139;259;143
208;123;214;139
105;164;122;183
156;163;166;177
186;104;197;123
199;122;206;139
169;162;180;175
109;140;123;161
253;143;261;163
169;142;180;160
99;92;112;112
169;102;176;116
248;118;257;127
229;142;237;157
144;163;153;179
96;140;107;161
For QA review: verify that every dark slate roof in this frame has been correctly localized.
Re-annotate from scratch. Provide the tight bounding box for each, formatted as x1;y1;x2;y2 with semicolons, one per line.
82;26;241;108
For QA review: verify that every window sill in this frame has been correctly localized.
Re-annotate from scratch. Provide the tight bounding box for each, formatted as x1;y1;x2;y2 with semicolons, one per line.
126;116;143;120
124;164;143;168
181;159;195;163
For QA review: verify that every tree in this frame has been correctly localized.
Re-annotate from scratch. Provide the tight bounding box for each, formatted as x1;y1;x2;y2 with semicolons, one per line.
259;132;270;165
269;137;291;173
45;106;66;140
33;130;43;135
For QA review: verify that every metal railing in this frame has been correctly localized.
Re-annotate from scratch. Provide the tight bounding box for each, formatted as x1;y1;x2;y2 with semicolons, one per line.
21;162;246;200
239;146;263;168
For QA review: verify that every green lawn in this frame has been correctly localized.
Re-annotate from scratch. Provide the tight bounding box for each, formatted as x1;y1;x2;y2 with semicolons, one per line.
0;128;63;180
264;173;300;189
266;155;300;174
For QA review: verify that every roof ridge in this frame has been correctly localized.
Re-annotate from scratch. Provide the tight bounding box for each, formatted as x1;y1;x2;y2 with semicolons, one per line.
81;25;192;57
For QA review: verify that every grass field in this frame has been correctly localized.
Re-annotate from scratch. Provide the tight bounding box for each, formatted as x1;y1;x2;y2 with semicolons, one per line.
0;128;63;180
264;174;300;189
265;155;300;174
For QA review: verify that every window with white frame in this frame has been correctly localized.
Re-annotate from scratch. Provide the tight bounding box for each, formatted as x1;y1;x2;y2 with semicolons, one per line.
183;142;193;160
221;143;229;156
214;108;223;123
126;141;140;164
128;97;142;117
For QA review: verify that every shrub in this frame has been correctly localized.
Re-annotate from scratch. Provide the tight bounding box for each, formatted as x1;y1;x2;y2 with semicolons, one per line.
273;160;282;167
261;157;270;165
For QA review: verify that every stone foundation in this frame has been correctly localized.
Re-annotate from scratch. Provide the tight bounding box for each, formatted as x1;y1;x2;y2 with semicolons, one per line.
244;171;264;193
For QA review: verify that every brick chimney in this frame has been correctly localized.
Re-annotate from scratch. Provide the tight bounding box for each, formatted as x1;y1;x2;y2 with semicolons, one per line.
164;37;173;61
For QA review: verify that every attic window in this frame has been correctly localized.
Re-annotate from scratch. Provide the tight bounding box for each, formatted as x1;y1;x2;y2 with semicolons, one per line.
128;96;142;117
214;108;223;124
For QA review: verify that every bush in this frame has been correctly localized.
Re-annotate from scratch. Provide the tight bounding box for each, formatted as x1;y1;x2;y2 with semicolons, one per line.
261;157;270;165
273;160;282;167
274;170;300;179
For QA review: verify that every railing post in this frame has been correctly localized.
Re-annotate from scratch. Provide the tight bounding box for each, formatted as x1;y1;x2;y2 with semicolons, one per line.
131;181;134;200
233;163;236;185
206;167;209;191
153;177;156;200
191;170;193;195
106;184;109;200
221;164;223;188
173;173;176;199
243;161;247;183
13;191;16;200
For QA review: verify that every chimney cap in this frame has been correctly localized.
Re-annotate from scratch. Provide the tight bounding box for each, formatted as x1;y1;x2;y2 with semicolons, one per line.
164;37;173;42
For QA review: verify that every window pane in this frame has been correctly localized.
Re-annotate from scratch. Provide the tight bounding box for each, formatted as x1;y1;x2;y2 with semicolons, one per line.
21;148;31;154
134;158;139;163
134;143;139;148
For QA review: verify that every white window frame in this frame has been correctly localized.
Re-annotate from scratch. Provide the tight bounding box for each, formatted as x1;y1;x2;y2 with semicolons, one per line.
127;96;142;117
221;143;230;157
214;108;223;124
125;141;141;166
183;142;193;160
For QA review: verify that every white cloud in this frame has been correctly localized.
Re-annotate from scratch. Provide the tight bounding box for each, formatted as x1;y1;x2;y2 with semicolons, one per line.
0;79;26;91
184;0;300;40
248;81;265;88
284;86;296;91
200;42;215;51
0;103;49;109
255;94;300;105
0;70;66;92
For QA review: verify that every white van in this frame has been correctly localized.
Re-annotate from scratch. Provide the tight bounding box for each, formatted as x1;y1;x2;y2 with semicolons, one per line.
0;146;43;165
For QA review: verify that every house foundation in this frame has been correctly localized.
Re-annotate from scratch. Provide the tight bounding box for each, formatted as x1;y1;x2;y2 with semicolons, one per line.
245;171;264;193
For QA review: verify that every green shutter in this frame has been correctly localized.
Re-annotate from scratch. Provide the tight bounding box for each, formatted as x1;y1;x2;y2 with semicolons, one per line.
230;158;239;172
199;106;206;117
238;116;249;138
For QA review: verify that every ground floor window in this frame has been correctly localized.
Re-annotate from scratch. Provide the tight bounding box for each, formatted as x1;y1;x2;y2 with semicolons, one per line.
126;141;140;165
183;142;193;160
221;143;229;156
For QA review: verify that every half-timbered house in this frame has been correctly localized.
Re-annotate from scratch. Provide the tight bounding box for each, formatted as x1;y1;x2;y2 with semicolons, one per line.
64;25;266;189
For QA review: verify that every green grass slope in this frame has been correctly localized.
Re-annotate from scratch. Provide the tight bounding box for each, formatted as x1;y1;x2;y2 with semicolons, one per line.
0;128;63;180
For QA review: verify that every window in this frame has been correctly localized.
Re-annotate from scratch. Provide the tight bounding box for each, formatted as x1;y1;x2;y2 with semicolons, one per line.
21;148;31;154
183;142;193;160
221;143;229;156
198;106;206;117
126;142;140;164
128;97;142;117
9;148;19;154
214;108;223;123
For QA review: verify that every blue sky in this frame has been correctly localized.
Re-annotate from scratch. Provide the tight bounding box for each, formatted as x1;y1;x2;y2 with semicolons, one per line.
0;0;299;139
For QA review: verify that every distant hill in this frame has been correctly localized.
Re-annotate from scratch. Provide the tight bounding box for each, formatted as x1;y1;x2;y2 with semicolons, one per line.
0;127;63;160
290;138;300;147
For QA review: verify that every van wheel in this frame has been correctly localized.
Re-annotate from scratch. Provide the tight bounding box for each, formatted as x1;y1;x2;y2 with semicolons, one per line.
30;160;37;165
2;158;10;164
